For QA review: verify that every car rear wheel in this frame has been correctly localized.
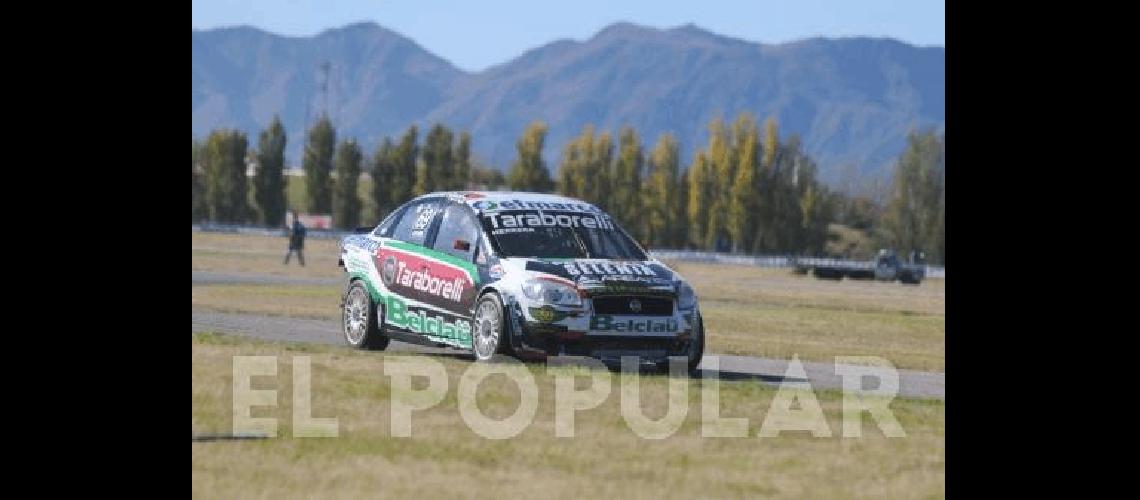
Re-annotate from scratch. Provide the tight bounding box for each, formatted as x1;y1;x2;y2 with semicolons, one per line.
342;280;389;350
472;294;504;361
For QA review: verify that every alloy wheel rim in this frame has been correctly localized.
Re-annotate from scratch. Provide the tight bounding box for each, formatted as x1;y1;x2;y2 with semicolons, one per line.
473;300;499;359
344;287;368;344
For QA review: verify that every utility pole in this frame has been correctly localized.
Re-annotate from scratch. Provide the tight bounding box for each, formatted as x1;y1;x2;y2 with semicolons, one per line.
320;61;330;119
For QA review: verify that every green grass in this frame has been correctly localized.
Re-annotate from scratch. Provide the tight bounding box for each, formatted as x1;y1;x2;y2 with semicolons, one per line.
192;333;944;499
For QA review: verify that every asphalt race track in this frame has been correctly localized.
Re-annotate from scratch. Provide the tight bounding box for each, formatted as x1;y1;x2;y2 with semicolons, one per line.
192;271;341;287
193;273;944;399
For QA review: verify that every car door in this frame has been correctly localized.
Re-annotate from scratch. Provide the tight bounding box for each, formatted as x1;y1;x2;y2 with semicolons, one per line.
375;198;475;348
428;202;483;316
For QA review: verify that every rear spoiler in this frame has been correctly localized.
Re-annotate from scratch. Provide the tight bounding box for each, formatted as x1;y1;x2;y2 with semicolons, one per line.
353;226;373;234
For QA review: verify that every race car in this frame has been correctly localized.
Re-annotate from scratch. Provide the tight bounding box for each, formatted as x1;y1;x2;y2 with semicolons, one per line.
337;191;704;372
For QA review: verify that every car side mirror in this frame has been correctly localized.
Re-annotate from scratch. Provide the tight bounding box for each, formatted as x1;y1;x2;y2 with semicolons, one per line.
454;239;471;252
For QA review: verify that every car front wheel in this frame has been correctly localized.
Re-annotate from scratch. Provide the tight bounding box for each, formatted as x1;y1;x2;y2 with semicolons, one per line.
656;312;705;375
687;312;705;372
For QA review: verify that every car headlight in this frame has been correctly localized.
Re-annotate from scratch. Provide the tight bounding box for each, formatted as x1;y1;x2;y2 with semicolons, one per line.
522;278;582;307
677;281;697;310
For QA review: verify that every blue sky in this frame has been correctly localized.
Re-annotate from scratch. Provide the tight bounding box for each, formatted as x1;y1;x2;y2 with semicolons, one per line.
192;0;944;72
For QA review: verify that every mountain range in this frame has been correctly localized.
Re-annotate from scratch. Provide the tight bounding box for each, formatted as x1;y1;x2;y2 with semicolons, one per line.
192;21;944;184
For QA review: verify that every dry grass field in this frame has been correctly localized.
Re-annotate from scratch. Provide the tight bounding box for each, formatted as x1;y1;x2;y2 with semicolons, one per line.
192;232;944;371
192;231;343;279
663;261;944;371
192;333;945;499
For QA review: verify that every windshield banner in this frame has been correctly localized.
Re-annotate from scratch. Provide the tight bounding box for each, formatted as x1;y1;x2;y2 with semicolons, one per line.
484;210;615;234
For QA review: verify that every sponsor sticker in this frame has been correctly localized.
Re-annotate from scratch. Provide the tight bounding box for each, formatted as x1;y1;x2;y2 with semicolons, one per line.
491;227;536;235
388;255;467;301
488;264;504;279
485;211;615;231
385;295;473;346
528;306;575;323
345;257;371;273
471;199;602;213
589;315;679;333
522;261;674;287
343;235;380;252
580;281;674;296
562;261;654;276
375;245;476;314
380;255;398;284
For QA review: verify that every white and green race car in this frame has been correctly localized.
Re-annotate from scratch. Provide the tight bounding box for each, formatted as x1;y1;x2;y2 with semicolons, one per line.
338;191;704;372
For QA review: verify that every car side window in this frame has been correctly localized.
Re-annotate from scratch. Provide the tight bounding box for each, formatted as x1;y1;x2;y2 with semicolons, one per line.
432;203;481;261
474;237;491;265
373;204;408;238
390;199;443;246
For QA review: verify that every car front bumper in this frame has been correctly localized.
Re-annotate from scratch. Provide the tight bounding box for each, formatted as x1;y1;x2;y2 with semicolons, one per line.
506;301;699;364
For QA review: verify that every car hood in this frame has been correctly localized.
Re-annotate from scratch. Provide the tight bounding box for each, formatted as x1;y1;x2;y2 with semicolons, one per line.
501;257;680;296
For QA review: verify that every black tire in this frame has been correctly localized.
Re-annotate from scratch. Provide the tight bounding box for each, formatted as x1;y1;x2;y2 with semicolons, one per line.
687;312;706;373
656;312;706;375
653;358;685;375
496;304;518;357
342;280;389;350
471;293;506;361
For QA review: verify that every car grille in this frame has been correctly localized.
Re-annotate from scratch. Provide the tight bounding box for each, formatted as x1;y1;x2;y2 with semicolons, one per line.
592;296;673;316
561;337;684;357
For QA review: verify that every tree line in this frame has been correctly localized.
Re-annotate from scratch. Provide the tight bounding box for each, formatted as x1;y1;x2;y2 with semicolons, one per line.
192;114;944;263
191;114;503;229
505;115;836;256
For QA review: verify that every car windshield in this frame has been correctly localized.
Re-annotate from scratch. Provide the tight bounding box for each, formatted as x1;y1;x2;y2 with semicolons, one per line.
481;209;647;260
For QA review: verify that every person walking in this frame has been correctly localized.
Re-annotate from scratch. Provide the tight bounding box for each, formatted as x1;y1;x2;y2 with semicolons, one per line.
284;210;306;266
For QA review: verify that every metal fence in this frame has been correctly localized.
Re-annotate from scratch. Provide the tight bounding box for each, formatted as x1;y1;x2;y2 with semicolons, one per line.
192;223;354;240
649;250;946;278
192;224;945;278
